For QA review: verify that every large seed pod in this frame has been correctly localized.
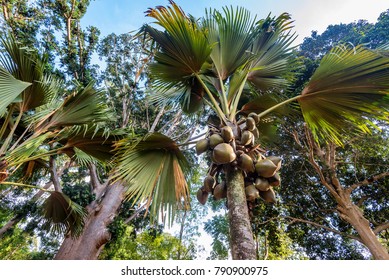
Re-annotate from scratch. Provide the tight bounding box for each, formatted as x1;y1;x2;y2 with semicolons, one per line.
255;159;278;178
248;112;260;124
209;134;224;148
268;172;281;187
203;175;216;193
259;187;276;203
197;188;209;205
195;139;209;155
241;130;254;146
212;143;236;164
221;126;234;142
238;153;255;173
254;177;270;191
213;182;227;200
266;155;282;171
245;117;256;131
245;184;259;202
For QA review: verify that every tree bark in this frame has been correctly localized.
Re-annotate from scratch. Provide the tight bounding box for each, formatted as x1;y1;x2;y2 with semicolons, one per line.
226;167;256;260
339;202;389;260
54;182;126;260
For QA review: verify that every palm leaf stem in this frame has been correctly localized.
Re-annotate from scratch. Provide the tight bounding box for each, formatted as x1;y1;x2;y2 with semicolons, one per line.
0;107;23;155
0;104;15;140
194;73;227;122
9;123;32;151
229;74;248;121
256;94;301;119
218;77;230;116
0;181;52;192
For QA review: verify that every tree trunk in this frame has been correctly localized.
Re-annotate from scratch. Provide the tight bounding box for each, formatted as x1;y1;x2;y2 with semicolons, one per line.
54;182;126;260
339;203;389;260
226;167;256;260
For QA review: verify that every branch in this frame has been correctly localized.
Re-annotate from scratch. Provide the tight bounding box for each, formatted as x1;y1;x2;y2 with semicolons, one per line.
283;216;362;242
347;172;389;193
373;222;389;235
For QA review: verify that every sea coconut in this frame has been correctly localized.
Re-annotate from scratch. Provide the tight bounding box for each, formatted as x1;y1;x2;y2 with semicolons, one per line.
266;155;282;171
252;127;259;138
259;187;276;203
238;153;255;173
221;126;234;142
213;182;227;200
245;117;256;131
197;188;209;205
195;139;209;155
248;112;260;124
212;143;236;164
241;130;254;146
254;177;270;191
268;172;281;187
255;159;278;178
245;184;259;202
209;134;224;148
203;175;216;193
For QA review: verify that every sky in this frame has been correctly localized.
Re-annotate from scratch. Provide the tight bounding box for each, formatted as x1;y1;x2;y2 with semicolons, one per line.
82;0;389;45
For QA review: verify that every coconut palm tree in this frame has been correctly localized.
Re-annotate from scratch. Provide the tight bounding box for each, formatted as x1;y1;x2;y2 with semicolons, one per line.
111;1;389;259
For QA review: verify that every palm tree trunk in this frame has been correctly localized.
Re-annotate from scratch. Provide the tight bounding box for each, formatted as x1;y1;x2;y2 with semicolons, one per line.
54;182;126;259
339;203;389;260
225;167;256;259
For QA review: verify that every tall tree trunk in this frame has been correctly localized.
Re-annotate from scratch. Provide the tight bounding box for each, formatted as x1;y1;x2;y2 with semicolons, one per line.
226;167;256;260
339;201;389;260
54;182;126;260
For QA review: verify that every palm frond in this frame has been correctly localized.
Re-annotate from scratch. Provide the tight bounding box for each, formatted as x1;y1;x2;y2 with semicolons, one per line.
112;132;190;225
299;45;389;145
0;35;52;111
247;13;296;91
202;6;257;80
0;66;31;116
34;82;114;132
42;191;87;237
144;0;211;86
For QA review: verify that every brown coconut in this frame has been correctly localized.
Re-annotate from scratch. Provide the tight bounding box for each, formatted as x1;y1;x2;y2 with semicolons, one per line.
255;159;278;178
212;143;236;164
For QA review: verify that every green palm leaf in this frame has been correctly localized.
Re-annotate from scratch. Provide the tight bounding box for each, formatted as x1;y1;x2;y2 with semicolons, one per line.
299;45;389;145
202;6;256;80
0;35;54;111
0;66;31;116
34;82;114;132
112;132;190;224
248;13;296;91
145;1;211;83
43;191;87;237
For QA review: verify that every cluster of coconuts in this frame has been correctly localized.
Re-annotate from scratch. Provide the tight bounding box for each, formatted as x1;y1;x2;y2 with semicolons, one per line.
195;112;282;211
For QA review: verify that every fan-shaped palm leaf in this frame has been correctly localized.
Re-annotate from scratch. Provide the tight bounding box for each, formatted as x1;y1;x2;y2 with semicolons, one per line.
0;66;31;116
34;82;114;133
43;191;87;237
145;1;211;83
0;35;55;111
202;6;257;80
112;132;189;224
247;13;296;91
299;45;389;145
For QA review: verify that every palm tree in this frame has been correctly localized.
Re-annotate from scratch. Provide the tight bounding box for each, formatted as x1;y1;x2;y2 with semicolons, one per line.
0;35;116;237
112;1;389;259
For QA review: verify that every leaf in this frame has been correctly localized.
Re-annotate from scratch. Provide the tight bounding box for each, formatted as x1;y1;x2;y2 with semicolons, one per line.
299;45;389;145
247;13;296;91
145;1;211;85
112;132;190;225
202;6;257;80
240;93;295;116
0;66;31;116
43;191;87;237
